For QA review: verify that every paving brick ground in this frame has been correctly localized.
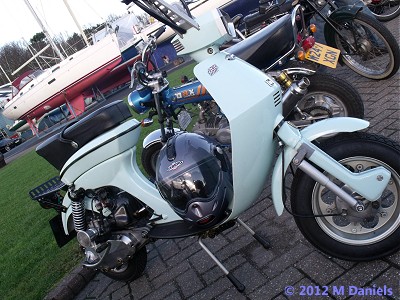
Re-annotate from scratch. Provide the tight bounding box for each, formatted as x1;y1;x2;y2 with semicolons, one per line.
70;18;399;300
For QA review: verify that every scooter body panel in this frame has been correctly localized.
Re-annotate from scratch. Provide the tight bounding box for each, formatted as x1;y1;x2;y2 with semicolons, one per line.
194;52;282;219
61;147;182;233
143;128;181;149
61;119;141;185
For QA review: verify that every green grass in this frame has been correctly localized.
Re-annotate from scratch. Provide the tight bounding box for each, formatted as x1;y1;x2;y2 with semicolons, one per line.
0;152;81;300
0;62;196;300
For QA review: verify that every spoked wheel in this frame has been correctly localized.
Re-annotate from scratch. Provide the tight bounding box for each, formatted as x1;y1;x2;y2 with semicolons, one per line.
289;73;364;130
326;12;400;79
363;0;400;21
291;132;400;261
101;246;147;281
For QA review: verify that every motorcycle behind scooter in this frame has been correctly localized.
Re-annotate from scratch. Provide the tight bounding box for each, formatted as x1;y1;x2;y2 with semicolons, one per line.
30;0;400;292
234;0;400;80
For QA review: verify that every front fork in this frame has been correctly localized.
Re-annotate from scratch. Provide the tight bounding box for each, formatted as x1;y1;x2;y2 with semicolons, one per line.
271;119;391;215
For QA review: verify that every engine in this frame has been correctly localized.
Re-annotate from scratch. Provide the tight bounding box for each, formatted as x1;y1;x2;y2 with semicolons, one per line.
73;187;150;270
192;101;231;145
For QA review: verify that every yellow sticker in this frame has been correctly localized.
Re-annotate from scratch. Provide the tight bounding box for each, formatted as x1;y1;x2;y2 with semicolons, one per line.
305;43;341;69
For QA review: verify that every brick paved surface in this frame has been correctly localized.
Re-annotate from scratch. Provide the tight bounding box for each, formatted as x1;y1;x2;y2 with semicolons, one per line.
73;19;400;300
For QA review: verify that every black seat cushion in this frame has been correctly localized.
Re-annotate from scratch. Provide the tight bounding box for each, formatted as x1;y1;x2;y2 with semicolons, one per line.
228;14;294;70
37;100;132;170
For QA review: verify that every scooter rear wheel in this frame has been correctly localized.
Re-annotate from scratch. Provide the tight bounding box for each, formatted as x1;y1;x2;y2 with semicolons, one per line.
289;73;364;130
290;132;400;261
101;246;147;281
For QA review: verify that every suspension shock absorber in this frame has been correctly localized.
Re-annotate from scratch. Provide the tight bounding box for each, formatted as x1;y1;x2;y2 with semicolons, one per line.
69;187;87;232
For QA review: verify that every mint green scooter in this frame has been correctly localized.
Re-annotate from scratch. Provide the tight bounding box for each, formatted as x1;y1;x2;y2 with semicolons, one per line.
31;0;400;291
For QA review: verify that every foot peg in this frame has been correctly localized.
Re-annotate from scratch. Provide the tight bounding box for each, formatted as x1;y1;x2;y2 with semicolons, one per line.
198;238;245;292
237;218;271;249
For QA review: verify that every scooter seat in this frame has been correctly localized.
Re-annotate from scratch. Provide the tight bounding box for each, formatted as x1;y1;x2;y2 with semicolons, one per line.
243;4;280;30
228;14;294;70
36;100;132;170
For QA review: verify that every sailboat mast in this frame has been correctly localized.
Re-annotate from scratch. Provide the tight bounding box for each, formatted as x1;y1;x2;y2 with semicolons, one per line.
62;0;90;46
23;0;65;60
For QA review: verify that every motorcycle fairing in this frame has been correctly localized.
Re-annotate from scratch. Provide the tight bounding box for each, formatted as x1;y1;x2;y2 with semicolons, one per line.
228;14;295;70
194;52;282;219
271;118;391;215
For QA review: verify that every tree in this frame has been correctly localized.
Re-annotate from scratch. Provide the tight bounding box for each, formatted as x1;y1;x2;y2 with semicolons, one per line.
30;32;46;44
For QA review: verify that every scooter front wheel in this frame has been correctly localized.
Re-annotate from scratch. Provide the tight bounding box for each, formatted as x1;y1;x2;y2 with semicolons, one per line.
290;132;400;261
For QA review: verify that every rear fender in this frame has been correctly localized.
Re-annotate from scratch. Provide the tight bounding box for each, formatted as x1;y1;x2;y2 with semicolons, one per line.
323;5;363;48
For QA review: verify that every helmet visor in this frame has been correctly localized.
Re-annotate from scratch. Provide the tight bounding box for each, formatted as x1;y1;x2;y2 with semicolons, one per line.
157;156;221;211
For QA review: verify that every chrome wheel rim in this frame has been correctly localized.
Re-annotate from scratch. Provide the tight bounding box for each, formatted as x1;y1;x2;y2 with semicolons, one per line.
312;156;400;245
334;19;394;78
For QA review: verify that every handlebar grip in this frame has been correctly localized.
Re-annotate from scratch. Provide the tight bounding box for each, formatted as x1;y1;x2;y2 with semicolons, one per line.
153;26;166;40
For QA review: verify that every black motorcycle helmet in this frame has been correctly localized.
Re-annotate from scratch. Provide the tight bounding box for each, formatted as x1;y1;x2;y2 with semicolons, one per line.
156;132;233;228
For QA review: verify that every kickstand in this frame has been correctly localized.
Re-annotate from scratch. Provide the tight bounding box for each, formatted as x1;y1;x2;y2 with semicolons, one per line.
198;237;245;292
237;218;271;249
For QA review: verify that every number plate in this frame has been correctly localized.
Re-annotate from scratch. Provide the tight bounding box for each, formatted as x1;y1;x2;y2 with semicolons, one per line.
305;43;340;69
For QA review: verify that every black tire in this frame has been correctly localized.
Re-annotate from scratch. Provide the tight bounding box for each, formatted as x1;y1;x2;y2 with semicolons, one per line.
141;142;163;180
325;11;400;79
290;73;364;128
101;246;147;281
291;132;400;261
364;0;400;22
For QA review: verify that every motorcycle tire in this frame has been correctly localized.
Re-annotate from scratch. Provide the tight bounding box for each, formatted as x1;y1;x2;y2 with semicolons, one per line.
141;142;163;180
364;0;400;22
324;11;400;80
101;246;147;281
290;132;400;261
290;73;364;128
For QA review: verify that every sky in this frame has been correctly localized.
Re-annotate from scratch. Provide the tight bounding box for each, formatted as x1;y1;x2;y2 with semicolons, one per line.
0;0;135;46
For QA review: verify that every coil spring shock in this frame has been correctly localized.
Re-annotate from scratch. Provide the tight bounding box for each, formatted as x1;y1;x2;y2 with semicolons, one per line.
71;200;87;232
69;187;87;232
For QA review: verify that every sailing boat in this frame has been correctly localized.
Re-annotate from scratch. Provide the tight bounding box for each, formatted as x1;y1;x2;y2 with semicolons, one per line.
2;0;122;134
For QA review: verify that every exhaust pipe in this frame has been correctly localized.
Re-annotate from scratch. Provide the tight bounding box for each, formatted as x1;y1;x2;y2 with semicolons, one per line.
281;75;310;118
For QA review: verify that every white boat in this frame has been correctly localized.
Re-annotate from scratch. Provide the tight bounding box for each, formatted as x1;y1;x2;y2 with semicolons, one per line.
2;33;121;126
0;83;12;109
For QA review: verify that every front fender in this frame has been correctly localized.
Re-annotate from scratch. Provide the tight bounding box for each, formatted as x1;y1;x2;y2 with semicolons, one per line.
271;117;369;216
324;5;363;48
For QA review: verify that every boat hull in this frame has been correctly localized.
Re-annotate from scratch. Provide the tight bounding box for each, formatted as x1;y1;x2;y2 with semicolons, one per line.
3;34;121;121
